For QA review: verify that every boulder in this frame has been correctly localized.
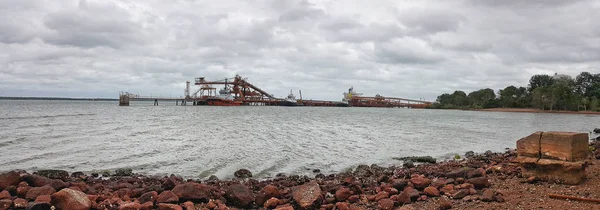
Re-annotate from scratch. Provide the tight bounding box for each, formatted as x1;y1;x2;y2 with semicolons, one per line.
423;187;440;197
256;184;280;206
51;188;92;210
156;190;179;204
225;184;255;208
481;189;495;202
522;159;587;185
374;191;389;201
391;179;408;191
114;168;133;177
182;201;195;210
0;191;10;200
36;170;69;181
516;132;543;158
13;198;27;209
172;183;210;202
439;200;452;210
466;177;489;189
0;199;11;210
34;195;52;204
139;191;158;204
234;169;252;178
452;189;469;199
264;197;281;208
26;185;56;200
157;203;183;210
540;132;588;161
396;192;411;205
409;176;431;190
292;181;322;209
377;198;394;210
119;202;142;210
335;187;352;201
0;171;22;190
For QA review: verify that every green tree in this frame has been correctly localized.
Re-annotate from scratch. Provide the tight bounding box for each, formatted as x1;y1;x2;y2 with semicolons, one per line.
499;86;519;107
451;91;469;107
528;74;555;92
467;88;496;108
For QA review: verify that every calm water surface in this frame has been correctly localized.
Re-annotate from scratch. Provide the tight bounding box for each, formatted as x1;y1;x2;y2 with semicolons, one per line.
0;100;598;179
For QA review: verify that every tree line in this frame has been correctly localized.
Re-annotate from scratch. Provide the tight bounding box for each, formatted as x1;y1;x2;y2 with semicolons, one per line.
431;72;600;111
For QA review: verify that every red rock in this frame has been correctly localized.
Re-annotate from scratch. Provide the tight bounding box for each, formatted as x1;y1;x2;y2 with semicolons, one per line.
409;176;431;190
206;200;217;209
225;184;255;208
347;195;360;203
391;179;408;191
0;191;9;200
17;186;31;197
26;185;56;200
274;204;294;210
256;184;280;205
264;197;281;208
402;187;420;201
452;189;469;199
396;192;411;205
481;189;495;202
35;194;52;203
119;202;142;210
459;183;474;189
292;181;322;209
336;202;349;210
468;188;477;195
139;191;158;204
0;171;22;191
0;199;12;210
162;177;180;191
157;190;179;203
439;200;452;210
51;188;92;210
141;201;154;210
418;195;427;201
374;191;389;201
335;187;352;201
377;198;394;210
158;203;183;210
424;187;440;197
455;178;465;184
432;179;447;188
440;184;456;195
183;201;196;210
13;198;27;208
466;177;489;189
172;183;210;202
321;203;334;210
385;187;398;195
233;169;253;178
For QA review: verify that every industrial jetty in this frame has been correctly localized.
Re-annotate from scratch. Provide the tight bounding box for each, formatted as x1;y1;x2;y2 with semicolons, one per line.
118;75;432;108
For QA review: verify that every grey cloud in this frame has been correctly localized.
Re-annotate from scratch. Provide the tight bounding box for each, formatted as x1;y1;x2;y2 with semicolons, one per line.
42;2;146;48
0;0;598;101
374;37;445;64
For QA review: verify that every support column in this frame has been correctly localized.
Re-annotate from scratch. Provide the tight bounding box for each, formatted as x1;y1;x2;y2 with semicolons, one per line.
154;99;159;106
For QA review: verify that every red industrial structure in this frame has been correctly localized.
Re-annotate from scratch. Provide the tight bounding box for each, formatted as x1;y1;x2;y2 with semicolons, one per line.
118;74;432;108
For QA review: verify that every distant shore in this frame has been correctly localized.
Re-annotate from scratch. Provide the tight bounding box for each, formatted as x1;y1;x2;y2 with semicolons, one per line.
0;96;117;101
475;108;600;115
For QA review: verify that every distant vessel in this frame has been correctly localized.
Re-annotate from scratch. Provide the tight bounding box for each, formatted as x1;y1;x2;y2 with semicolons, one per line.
202;87;242;106
280;89;301;106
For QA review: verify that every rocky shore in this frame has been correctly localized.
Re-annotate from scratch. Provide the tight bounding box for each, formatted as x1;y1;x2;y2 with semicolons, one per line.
1;143;600;210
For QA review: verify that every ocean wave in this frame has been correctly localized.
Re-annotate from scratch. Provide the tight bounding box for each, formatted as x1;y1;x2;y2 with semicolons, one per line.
0;113;96;120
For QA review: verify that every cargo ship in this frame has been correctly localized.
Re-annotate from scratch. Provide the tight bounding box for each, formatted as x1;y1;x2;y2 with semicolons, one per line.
198;87;242;106
279;90;302;106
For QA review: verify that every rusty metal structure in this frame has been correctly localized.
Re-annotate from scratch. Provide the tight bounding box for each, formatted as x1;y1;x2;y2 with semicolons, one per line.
119;74;432;108
342;87;432;108
192;75;280;105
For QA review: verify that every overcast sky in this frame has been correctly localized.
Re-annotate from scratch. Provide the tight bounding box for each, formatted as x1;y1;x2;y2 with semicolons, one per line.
1;0;599;100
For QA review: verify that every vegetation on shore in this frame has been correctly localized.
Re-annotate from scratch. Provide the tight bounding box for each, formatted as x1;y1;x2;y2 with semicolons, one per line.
430;72;600;111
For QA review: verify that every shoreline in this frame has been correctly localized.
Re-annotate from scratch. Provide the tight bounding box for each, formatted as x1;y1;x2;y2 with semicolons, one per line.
1;144;599;209
472;108;600;115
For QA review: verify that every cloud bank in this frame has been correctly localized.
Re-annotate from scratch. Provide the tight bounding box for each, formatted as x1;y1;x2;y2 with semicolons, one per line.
1;0;598;100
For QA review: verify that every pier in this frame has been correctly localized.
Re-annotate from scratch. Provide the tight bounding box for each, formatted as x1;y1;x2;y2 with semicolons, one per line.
119;74;432;108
